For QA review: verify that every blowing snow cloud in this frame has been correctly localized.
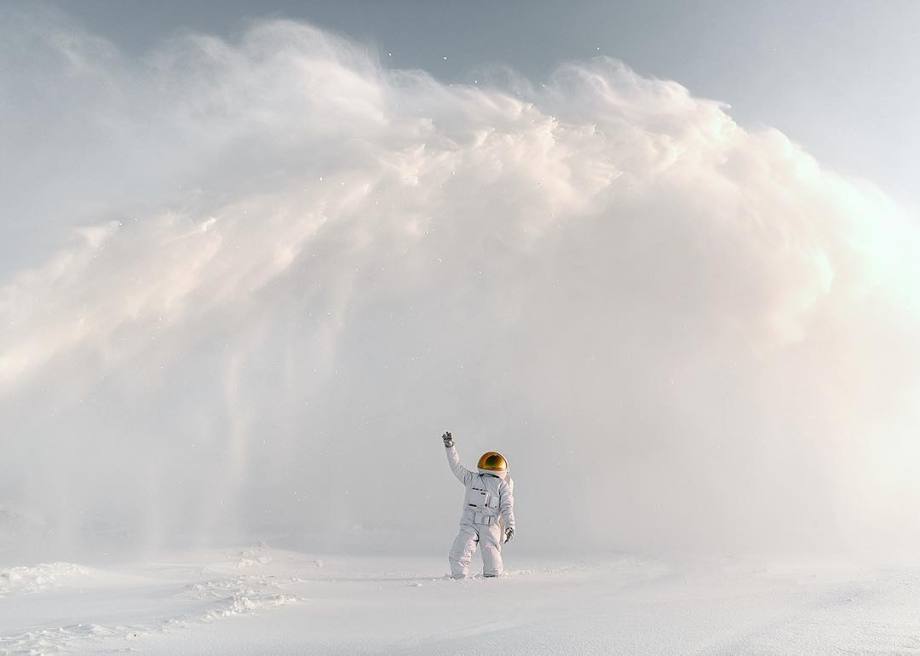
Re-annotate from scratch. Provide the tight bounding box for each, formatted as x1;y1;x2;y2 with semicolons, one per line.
2;10;919;559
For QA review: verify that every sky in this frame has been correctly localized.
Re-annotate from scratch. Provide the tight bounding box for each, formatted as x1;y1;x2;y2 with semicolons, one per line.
2;1;920;561
49;0;920;214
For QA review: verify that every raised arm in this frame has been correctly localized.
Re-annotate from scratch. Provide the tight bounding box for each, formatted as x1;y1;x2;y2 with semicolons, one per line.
442;432;473;485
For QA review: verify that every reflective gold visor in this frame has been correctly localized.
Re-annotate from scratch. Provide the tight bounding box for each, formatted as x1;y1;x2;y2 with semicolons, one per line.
477;451;507;471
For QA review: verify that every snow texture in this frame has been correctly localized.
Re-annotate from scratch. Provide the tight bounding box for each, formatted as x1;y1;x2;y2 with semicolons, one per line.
4;548;920;655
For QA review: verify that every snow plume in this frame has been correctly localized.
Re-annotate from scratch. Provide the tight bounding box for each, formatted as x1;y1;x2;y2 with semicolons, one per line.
2;8;919;562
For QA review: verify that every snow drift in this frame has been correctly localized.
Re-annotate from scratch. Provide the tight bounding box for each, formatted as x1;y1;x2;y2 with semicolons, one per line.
2;8;919;562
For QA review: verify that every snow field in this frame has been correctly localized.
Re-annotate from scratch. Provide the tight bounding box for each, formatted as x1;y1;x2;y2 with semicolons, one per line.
4;547;920;655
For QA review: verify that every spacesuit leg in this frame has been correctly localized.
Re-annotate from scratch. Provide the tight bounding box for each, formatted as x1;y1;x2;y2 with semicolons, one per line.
480;523;504;577
449;524;478;578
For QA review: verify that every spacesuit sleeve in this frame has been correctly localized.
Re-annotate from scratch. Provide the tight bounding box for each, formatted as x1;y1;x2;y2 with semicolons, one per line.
499;478;515;530
445;445;473;485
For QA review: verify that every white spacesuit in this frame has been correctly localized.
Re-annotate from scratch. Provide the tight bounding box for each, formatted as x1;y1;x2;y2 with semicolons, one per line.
442;432;515;578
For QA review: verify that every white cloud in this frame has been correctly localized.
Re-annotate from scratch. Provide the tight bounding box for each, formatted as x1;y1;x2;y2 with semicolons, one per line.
1;15;919;558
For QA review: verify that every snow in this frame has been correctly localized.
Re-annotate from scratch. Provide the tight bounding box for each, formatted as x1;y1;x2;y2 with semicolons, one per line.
0;562;90;597
3;15;920;656
3;547;920;655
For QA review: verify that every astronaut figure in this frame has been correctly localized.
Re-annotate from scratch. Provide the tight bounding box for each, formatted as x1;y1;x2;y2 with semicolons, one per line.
442;431;515;578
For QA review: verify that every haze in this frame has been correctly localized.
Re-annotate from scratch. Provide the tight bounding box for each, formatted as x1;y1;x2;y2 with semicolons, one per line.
2;4;919;564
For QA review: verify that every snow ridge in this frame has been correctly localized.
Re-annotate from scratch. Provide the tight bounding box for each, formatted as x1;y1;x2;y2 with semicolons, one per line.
0;562;89;597
0;548;300;655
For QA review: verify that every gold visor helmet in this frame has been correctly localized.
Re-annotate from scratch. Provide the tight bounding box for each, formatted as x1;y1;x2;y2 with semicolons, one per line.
477;451;508;472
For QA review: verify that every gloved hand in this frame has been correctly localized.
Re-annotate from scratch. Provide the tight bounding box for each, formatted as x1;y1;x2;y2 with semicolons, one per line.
442;431;454;448
504;527;514;544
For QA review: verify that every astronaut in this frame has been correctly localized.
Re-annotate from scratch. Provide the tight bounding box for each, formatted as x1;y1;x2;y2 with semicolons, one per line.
442;431;515;578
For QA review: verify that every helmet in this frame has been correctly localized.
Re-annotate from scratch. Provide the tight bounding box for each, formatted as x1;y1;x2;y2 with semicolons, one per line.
477;451;508;472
